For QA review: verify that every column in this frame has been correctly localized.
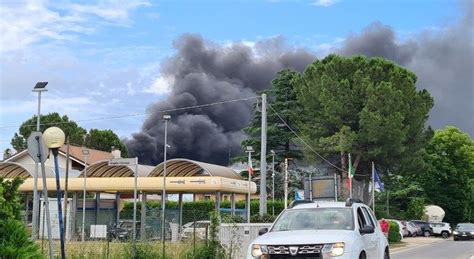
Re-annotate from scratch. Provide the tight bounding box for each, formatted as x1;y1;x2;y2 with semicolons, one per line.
230;193;236;216
95;192;100;225
115;192;121;225
178;193;183;236
215;191;221;213
140;192;147;240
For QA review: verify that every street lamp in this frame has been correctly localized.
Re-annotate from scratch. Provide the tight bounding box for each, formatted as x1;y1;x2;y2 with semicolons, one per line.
270;150;275;216
31;81;48;240
162;114;171;258
81;136;89;243
43;127;66;259
246;146;254;223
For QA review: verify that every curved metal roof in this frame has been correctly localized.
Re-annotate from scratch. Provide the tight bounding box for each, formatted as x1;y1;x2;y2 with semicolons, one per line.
0;162;31;178
79;160;153;178
149;158;241;179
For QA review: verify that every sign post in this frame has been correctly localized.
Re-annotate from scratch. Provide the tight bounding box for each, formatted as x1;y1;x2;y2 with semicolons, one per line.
27;132;54;259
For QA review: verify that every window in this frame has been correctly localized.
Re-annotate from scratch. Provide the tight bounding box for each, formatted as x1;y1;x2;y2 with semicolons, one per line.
362;207;375;228
357;208;368;229
271;208;354;231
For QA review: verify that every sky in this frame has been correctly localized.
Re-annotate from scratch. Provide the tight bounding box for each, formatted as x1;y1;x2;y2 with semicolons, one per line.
0;0;472;159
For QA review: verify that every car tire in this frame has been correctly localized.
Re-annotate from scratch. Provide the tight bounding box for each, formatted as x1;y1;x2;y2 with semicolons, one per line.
359;251;366;259
424;230;431;237
384;247;390;259
441;231;449;239
453;237;458;241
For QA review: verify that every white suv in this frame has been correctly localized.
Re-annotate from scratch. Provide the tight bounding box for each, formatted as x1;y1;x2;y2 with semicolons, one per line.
429;222;451;238
247;199;389;259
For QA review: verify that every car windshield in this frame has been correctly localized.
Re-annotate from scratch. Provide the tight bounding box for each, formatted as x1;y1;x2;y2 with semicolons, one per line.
271;208;354;232
456;223;474;230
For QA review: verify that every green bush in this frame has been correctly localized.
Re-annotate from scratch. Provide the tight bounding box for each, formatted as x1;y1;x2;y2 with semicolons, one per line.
388;221;401;243
0;178;43;259
250;213;277;223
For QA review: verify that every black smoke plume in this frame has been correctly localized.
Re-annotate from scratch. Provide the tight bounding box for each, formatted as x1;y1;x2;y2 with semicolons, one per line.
126;35;315;165
338;2;473;136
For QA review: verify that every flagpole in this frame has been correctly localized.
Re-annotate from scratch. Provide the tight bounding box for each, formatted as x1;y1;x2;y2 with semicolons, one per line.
372;161;375;213
349;153;352;199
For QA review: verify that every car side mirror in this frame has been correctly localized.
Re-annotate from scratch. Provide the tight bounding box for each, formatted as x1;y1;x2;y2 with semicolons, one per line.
360;225;375;235
258;228;268;236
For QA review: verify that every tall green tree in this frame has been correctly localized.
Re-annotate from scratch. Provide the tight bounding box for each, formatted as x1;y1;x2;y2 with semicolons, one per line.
419;126;474;224
9;113;128;157
10;112;87;151
87;129;128;157
240;69;304;198
295;55;433;197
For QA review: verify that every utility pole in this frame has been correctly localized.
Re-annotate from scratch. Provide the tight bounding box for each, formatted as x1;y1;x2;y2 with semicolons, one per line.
284;158;289;209
270;150;275;216
246;146;254;223
259;93;267;216
162;115;171;259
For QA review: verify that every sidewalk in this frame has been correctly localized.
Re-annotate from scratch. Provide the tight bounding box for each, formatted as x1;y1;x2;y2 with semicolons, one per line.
391;237;446;253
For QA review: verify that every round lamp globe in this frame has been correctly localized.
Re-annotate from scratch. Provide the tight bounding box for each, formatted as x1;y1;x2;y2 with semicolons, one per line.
43;127;65;148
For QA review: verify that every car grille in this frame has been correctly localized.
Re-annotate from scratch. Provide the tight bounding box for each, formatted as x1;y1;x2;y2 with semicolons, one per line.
267;244;323;259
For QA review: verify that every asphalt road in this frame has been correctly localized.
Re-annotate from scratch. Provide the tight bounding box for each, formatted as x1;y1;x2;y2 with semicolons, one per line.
392;239;474;259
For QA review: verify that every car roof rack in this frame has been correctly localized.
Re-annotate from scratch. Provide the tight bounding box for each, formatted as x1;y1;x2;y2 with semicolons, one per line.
345;198;363;207
288;200;315;209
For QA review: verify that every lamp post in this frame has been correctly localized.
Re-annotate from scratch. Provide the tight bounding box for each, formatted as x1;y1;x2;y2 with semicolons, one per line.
81;137;89;243
270;150;275;216
43;127;66;259
162;115;171;259
32;81;48;240
246;146;254;223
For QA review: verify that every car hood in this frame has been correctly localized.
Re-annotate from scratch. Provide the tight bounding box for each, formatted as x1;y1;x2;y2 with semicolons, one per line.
252;230;354;245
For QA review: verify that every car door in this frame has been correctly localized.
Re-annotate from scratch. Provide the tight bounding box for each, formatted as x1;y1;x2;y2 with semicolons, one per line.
361;207;379;258
430;223;440;234
356;207;377;258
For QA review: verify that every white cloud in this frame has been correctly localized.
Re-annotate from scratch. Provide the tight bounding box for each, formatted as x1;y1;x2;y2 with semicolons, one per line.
143;76;174;95
68;0;150;23
312;0;339;7
0;0;150;53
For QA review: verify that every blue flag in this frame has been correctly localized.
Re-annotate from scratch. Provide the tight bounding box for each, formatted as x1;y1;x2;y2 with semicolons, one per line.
374;168;384;192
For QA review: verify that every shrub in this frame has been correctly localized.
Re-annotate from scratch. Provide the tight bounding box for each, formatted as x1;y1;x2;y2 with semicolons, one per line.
251;213;277;223
0;177;43;259
388;221;401;243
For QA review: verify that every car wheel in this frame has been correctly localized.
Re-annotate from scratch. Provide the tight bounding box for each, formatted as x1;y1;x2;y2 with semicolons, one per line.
384;247;390;259
453;237;458;241
359;251;366;259
424;230;431;237
441;231;449;239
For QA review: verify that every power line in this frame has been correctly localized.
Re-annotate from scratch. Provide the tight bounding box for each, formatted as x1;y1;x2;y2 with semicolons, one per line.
268;104;346;173
0;96;259;130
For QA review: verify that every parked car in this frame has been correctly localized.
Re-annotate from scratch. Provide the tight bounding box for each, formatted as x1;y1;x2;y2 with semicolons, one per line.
429;222;451;238
181;220;210;240
400;221;411;237
108;220;141;241
410;220;433;237
247;199;390;259
406;221;422;237
453;223;474;241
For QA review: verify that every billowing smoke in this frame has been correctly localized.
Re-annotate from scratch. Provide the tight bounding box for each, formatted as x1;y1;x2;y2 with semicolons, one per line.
126;35;315;165
127;3;473;166
338;2;474;136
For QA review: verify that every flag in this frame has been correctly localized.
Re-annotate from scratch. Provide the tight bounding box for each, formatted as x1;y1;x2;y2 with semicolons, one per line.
295;190;304;200
348;153;355;178
374;168;384;192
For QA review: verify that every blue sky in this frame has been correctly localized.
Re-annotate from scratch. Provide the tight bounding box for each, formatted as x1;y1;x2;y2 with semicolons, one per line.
0;0;463;156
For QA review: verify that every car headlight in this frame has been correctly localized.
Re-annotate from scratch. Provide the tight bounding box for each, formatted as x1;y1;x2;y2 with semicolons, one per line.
322;242;345;257
470;232;474;235
251;244;268;257
453;231;458;235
